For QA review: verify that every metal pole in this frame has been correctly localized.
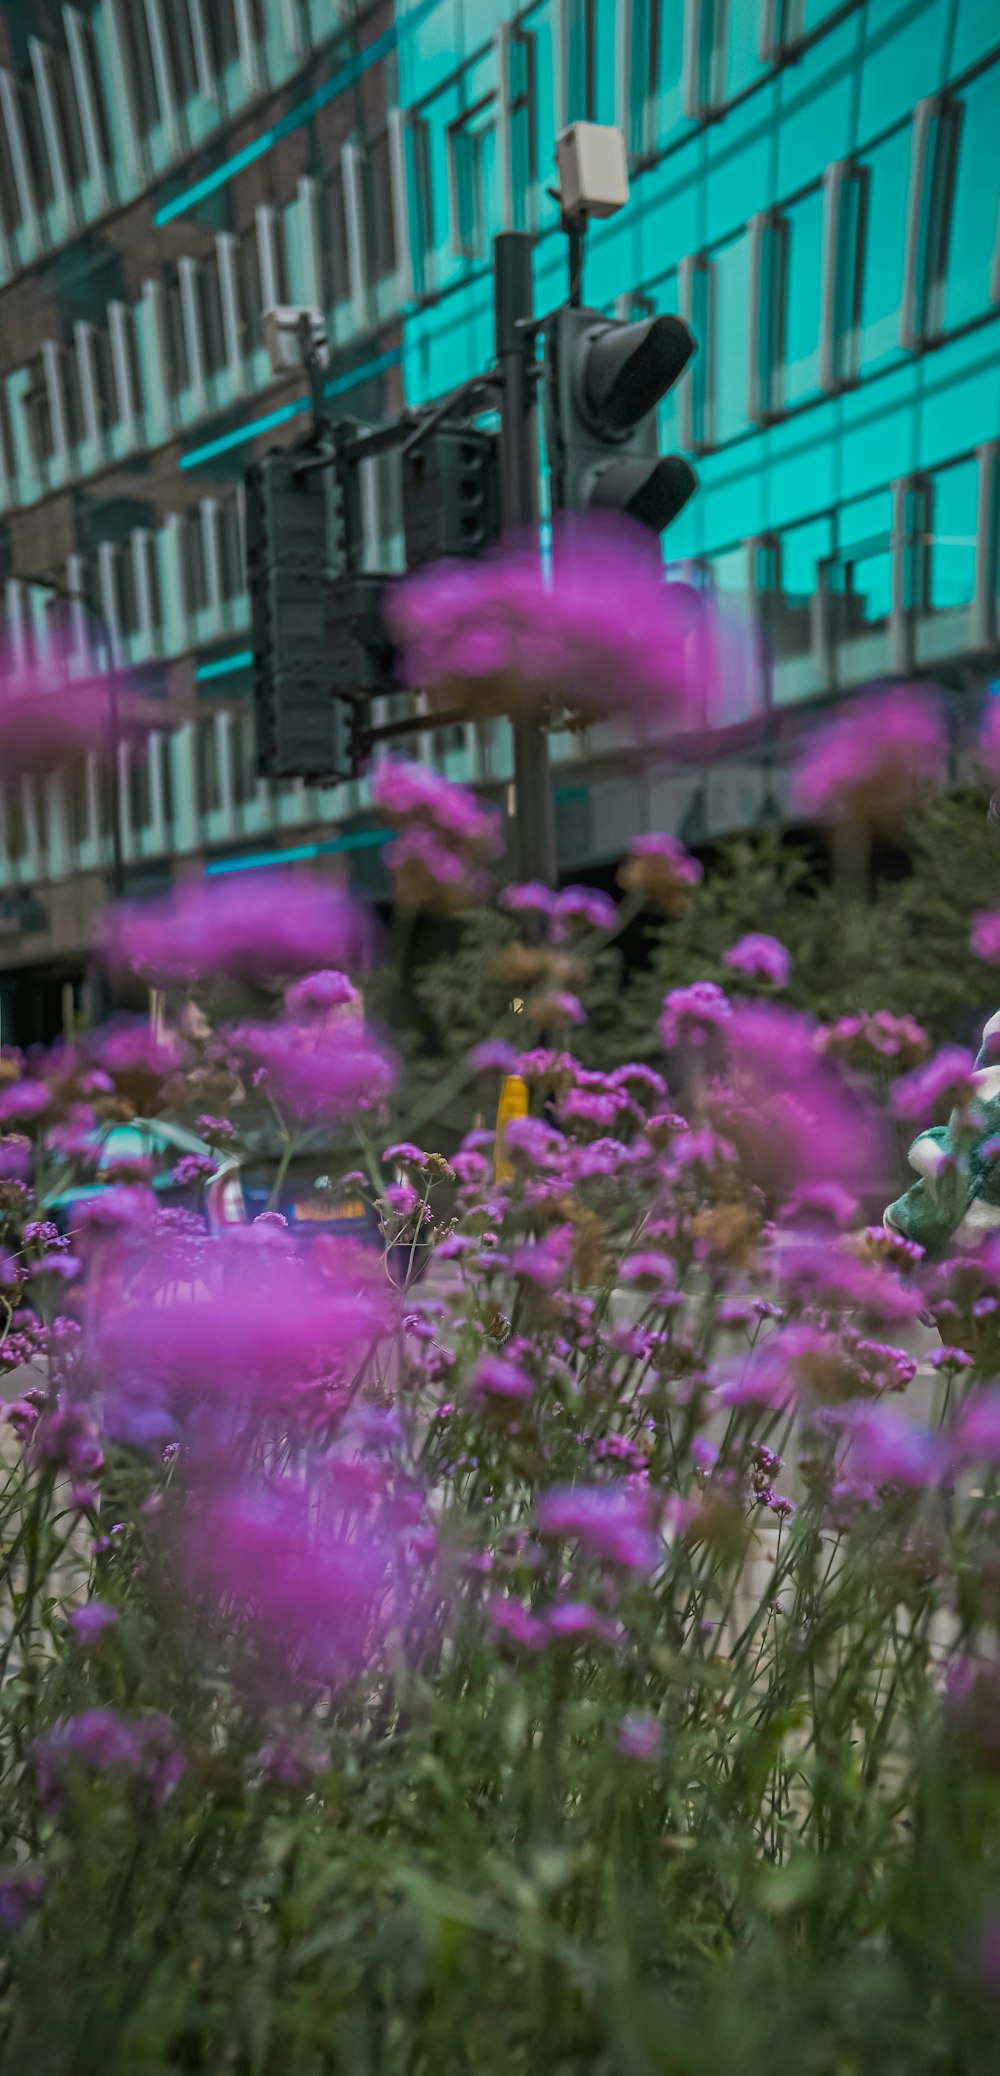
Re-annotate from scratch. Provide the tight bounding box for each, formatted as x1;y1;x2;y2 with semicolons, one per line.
494;231;557;887
566;216;587;308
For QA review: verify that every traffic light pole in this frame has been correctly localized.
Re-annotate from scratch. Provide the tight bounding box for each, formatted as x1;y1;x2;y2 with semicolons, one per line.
494;232;557;888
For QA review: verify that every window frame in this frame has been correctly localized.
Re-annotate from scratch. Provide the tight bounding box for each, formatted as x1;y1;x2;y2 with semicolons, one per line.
447;92;496;263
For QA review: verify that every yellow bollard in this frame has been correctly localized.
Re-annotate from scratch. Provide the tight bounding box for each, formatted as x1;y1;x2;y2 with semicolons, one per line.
494;1073;529;1184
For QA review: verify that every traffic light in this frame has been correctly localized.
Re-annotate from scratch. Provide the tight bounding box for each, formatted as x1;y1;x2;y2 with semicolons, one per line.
246;446;353;781
325;574;398;699
544;305;697;534
402;426;501;569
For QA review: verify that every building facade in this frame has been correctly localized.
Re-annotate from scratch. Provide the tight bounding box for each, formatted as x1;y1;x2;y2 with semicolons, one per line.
0;0;999;1040
0;0;407;1040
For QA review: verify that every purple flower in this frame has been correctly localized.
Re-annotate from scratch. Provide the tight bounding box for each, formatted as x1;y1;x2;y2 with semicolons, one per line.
0;637;154;779
929;1345;974;1372
620;1251;678;1291
616;1713;663;1761
537;1484;658;1572
46;1103;99;1161
619;831;704;912
196;1114;237;1143
384;1141;428;1169
721;1002;885;1204
384;1182;421;1220
972;910;1000;964
851;1338;918;1393
92;1233;394;1446
100;871;371;986
184;1469;420;1692
723;933;790;988
499;882;555;917
73;1185;155;1236
451;1147;490;1187
371;757;502;858
227;1017;394;1124
392;515;718;733
33;1710;183;1809
834;1403;945;1490
515;1048;575;1085
792;684;947;826
552;885;619;934
34;1396;104;1479
384;826;488;909
0;1080;50;1125
817;1010;930;1071
68;1602;119;1644
25;1247;85;1287
714;1338;798;1414
979;698;1000;783
489;1597;547;1650
173;1153;216;1189
94;1019;186;1084
511;1225;574;1290
504;1117;563;1170
659;981;732;1052
891;1045;977;1125
468;1039;519;1074
533;990;586;1028
782;1182;858;1231
609;1062;668;1105
0;1138;31;1180
559;1089;623;1131
545;1600;616;1643
285;969;361;1018
471;1354;534;1402
956;1390;1000;1463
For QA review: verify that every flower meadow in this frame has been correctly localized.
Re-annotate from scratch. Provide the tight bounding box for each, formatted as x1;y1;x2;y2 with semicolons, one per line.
2;536;1000;2071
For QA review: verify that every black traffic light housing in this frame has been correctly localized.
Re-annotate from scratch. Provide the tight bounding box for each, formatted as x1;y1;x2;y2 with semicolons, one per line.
545;305;698;534
247;441;404;784
403;425;501;569
246;446;355;782
325;574;398;699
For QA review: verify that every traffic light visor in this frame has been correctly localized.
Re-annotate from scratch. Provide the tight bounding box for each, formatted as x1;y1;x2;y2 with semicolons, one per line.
588;453;697;531
582;314;695;436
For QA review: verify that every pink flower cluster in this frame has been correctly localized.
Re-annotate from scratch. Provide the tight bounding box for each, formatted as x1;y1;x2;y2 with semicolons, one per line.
391;516;731;733
100;870;371;986
717;1000;886;1203
499;881;620;938
792;685;947;827
33;1710;184;1810
537;1485;660;1574
233;1016;393;1125
183;1464;424;1693
0;635;157;779
373;758;503;909
723;933;790;988
891;1045;977;1125
619;832;704;913
971;910;1000;964
816;1010;930;1073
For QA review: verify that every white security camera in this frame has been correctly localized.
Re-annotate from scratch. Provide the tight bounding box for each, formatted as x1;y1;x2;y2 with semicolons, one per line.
555;122;629;221
262;305;330;378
